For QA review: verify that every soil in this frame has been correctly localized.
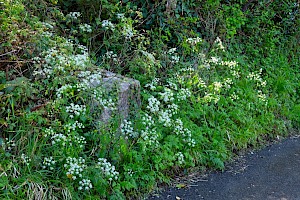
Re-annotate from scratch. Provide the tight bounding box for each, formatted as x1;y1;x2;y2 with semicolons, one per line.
148;134;300;200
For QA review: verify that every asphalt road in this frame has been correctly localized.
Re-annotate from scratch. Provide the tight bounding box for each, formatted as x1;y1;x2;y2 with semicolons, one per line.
149;135;300;200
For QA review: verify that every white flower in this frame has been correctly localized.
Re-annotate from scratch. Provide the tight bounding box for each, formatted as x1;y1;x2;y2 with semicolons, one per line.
170;55;180;63
159;88;174;102
21;154;31;166
102;20;115;30
213;81;222;92
140;127;159;146
78;179;92;190
215;37;225;51
147;96;160;113
186;37;202;45
97;158;119;181
3;138;16;151
178;88;191;100
142;113;155;127
103;51;118;63
158;110;172;127
145;78;159;91
121;120;138;139
67;12;81;20
175;152;184;165
65;157;86;180
116;13;125;19
65;103;87;118
168;48;177;54
122;25;134;39
210;56;221;64
230;92;239;101
42;157;56;170
79;24;92;33
223;78;233;89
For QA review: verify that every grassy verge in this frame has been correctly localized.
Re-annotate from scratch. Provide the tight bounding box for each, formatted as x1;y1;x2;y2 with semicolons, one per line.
0;0;299;199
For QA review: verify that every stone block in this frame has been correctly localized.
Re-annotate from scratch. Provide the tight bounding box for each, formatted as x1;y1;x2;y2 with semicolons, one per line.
89;70;140;123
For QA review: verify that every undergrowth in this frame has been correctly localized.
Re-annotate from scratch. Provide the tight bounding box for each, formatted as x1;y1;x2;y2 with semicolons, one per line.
0;0;299;199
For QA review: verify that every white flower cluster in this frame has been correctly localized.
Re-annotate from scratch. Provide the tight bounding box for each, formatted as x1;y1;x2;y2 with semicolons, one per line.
92;89;117;110
159;88;174;102
3;138;16;151
179;66;194;73
167;103;179;115
247;71;261;81
32;56;42;64
168;48;180;64
174;119;195;147
51;133;67;146
231;69;240;79
51;132;86;149
66;103;87;118
103;51;118;63
142;113;155;127
175;152;184;165
44;127;55;137
210;56;221;64
221;60;237;69
64;157;86;180
198;78;207;88
64;121;85;132
213;81;222;92
125;168;134;177
77;71;102;86
168;48;177;54
97;158;119;181
56;84;73;98
247;69;267;88
122;25;134;39
77;44;88;54
116;13;125;20
145;78;160;91
215;37;225;51
42;157;56;170
147;96;160;113
186;37;202;45
230;92;239;101
140;127;159;146
102;20;115;30
79;24;92;33
33;41;90;78
86;73;102;86
77;71;92;78
158;110;173;127
100;98;116;110
177;88;191;100
78;179;92;191
223;78;233;89
21;154;31;166
121;120;138;139
69;53;90;69
67;12;81;20
73;135;87;148
257;90;267;104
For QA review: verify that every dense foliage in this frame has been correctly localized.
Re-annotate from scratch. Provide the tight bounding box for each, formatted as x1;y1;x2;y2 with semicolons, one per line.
0;0;299;199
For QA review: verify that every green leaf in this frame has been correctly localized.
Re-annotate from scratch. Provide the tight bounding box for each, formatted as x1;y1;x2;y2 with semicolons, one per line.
0;84;6;91
0;176;9;187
